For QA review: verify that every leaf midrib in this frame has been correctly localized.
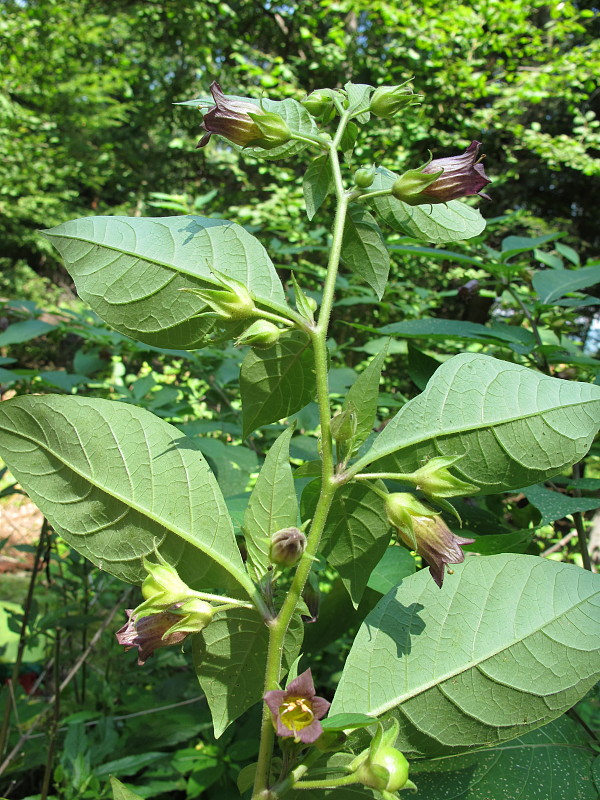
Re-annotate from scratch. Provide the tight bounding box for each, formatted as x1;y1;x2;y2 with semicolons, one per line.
354;392;599;472
1;413;251;594
366;588;597;718
44;226;289;314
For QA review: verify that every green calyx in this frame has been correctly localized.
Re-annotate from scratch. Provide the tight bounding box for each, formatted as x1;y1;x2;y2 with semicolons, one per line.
354;166;376;189
391;167;443;205
410;456;479;499
348;721;414;794
370;81;417;118
384;493;434;549
247;110;291;149
184;268;256;321
236;319;285;348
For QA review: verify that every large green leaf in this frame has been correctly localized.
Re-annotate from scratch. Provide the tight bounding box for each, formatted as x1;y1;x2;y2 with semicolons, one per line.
110;776;145;800
377;317;537;349
0;395;252;596
532;264;600;304
522;483;600;525
342;345;388;452
411;714;598;800
240;331;316;438
243;426;297;581
0;319;56;347
341;204;390;299
43;216;287;349
331;554;600;757
353;353;600;494
368;166;486;243
193;608;303;737
301;481;391;607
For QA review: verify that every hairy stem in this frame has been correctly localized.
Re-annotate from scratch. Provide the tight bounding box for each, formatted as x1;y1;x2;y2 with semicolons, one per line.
252;125;350;800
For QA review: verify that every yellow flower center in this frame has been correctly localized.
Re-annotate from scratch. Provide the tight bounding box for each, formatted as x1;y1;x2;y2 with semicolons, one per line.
279;696;314;734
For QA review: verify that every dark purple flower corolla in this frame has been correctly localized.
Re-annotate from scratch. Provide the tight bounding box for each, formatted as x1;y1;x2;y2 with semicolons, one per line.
264;669;330;744
420;141;491;202
115;608;188;665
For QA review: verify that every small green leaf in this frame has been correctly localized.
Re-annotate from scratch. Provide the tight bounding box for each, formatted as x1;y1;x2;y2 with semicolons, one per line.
344;82;374;122
368;166;486;243
109;776;145;800
367;545;416;595
532;264;600;304
43;216;287;350
407;343;442;390
302;481;391;607
193;607;303;737
0;319;56;347
411;715;598;800
377;317;536;349
331;554;600;757
341;204;390;299
303;155;333;221
240;331;316;438
243;426;297;580
0;395;250;595
501;233;560;259
343;345;388;452
522;483;600;526
340;121;359;164
555;242;580;265
354;353;600;495
321;713;376;732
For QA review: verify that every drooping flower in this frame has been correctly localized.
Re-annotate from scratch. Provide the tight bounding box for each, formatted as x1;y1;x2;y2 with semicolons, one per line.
392;141;491;205
115;608;189;665
197;81;290;149
385;493;474;588
264;669;330;744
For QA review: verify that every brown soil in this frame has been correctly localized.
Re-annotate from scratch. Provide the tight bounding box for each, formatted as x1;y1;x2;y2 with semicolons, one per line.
0;496;43;573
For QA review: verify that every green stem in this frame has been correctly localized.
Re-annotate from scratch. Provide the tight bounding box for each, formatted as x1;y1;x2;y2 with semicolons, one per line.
251;124;350;800
294;773;360;790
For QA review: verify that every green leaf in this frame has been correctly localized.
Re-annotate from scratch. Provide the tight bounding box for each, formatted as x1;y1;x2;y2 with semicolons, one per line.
522;483;600;526
354;353;600;495
193;607;303;737
192;438;258;498
109;776;145;800
243;426;297;581
43;216;286;350
341;204;390;299
367;545;416;595
302;481;391;607
501;233;560;260
0;395;251;595
340;121;359;164
331;554;600;757
345;82;373;122
411;714;598;800
321;713;376;732
461;530;534;555
368;166;486;244
240;331;316;438
0;319;56;347
377;317;536;349
532;264;600;304
556;242;580;266
407;343;442;390
303;155;333;221
343;345;388;452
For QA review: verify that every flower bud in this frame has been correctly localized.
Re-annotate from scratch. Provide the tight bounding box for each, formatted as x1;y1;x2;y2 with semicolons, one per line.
247;110;291;149
235;320;283;349
392;142;491;206
185;270;256;322
385;493;474;588
302;90;334;119
270;527;307;567
349;721;414;793
370;83;416;118
330;409;357;445
354;166;376;189
410;457;479;499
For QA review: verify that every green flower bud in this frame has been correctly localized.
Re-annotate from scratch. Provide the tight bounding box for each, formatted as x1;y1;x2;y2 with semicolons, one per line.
247;110;291;149
354;166;376;189
302;90;334;119
370;83;416;118
349;721;413;793
235;320;283;349
410;456;478;499
330;409;357;444
185;269;256;322
270;527;307;567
